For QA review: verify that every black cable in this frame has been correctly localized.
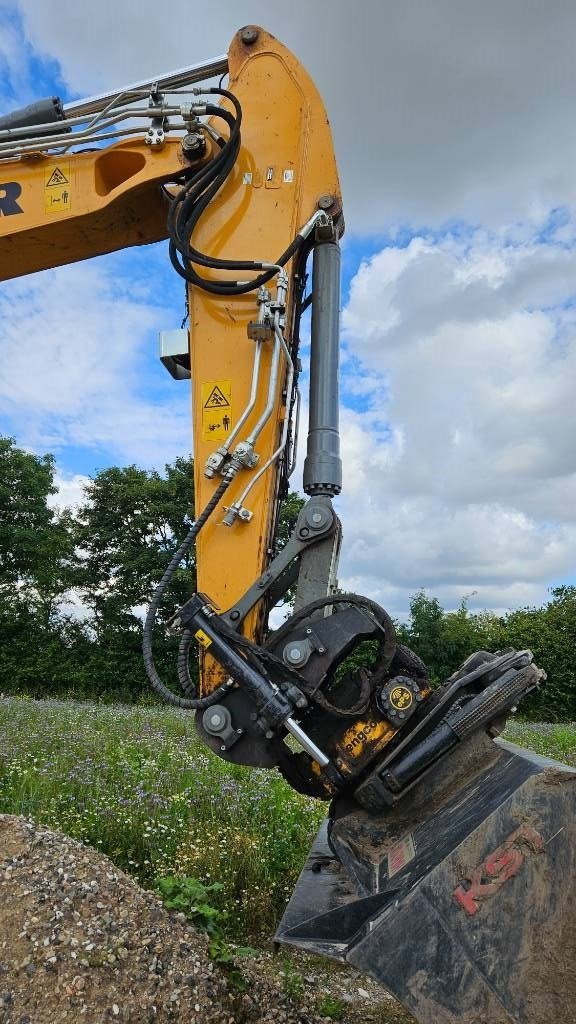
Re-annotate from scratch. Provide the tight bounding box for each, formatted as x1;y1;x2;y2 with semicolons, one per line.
265;594;398;717
142;476;234;708
276;239;312;500
167;87;309;296
167;103;239;245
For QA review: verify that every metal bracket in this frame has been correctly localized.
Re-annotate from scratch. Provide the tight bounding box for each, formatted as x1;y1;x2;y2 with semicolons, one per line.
221;495;340;629
293;522;341;612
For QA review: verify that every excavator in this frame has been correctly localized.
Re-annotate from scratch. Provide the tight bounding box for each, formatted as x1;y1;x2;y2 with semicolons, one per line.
1;26;575;1024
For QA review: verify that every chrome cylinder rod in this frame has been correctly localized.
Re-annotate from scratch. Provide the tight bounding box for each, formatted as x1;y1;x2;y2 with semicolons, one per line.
285;716;330;767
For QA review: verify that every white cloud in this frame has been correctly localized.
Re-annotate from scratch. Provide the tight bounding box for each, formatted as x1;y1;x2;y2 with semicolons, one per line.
48;471;90;511
335;226;576;616
4;3;576;621
0;256;192;467
11;0;576;231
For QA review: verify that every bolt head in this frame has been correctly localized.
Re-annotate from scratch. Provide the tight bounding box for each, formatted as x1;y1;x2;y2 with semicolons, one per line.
240;26;259;44
230;610;240;622
182;131;205;154
318;194;335;210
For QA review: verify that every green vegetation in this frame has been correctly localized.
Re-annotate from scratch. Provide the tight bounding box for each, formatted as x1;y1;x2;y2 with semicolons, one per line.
1;436;576;718
0;436;302;705
315;994;346;1020
0;697;324;939
0;697;574;944
155;874;258;987
281;959;306;1001
396;589;576;721
156;875;225;934
504;720;576;763
0;436;198;703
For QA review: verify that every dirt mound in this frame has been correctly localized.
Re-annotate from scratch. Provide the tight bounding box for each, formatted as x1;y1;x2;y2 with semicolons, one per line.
0;815;332;1024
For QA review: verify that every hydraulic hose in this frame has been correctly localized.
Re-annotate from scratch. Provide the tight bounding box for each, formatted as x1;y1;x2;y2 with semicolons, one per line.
167;87;308;296
142;476;233;708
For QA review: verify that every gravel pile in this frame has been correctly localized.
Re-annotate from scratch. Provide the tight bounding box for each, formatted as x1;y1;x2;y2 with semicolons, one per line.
0;815;338;1024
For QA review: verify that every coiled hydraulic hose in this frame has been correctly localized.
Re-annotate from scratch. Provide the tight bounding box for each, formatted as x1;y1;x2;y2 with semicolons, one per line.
142;476;234;709
168;87;307;296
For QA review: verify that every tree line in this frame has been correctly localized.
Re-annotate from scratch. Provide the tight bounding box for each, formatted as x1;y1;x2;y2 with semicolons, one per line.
0;436;574;718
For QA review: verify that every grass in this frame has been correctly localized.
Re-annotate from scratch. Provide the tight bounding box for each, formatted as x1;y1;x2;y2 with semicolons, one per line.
503;720;576;763
0;696;574;941
0;696;324;938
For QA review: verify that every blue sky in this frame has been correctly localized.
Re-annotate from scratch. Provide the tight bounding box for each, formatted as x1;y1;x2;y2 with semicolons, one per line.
2;0;576;618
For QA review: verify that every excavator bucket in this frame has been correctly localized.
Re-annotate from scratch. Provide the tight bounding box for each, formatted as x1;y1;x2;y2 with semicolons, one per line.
276;735;576;1023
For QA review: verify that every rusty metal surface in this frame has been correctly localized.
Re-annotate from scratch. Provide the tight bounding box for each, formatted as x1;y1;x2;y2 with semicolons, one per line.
276;738;576;1024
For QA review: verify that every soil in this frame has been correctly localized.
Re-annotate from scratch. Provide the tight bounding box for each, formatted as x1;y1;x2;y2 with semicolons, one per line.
0;815;413;1024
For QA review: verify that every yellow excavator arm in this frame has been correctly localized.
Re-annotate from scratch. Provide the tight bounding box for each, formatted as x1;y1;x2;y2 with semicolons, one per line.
2;27;572;1024
0;26;341;656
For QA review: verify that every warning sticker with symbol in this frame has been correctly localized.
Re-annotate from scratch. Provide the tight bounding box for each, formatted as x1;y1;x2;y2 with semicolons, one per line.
44;161;71;215
201;380;232;441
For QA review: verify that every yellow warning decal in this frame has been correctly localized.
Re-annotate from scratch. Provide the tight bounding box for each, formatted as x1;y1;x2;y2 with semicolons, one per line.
201;380;232;441
194;628;213;649
44;161;71;215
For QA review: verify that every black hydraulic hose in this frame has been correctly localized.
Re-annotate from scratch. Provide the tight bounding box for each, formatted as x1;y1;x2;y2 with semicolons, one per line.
142;476;233;709
167;87;310;296
266;593;397;716
168;127;239;251
167;106;239;246
169;232;307;295
207;86;242;124
177;629;198;695
169;101;239;217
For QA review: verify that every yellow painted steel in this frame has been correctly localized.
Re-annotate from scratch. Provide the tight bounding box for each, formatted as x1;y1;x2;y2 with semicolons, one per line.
0;138;210;279
188;29;342;693
0;25;343;697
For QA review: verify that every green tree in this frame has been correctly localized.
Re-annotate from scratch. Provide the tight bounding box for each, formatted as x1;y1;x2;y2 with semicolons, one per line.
274;492;305;551
397;591;445;677
0;437;74;614
0;439;310;702
496;587;576;721
398;586;576;720
72;456;197;701
0;437;79;694
74;457;196;621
